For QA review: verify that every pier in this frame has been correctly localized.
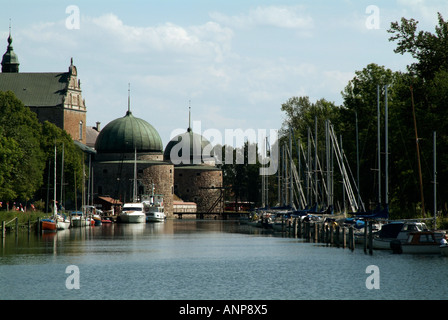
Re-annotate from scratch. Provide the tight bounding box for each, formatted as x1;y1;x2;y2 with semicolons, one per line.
249;217;375;254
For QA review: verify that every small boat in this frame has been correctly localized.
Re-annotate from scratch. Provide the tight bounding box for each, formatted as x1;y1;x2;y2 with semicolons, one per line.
144;199;166;222
119;203;146;223
146;205;166;222
142;187;166;222
391;231;444;254
70;211;91;227
41;218;57;231
56;214;70;230
440;245;448;257
372;221;430;249
101;217;113;224
93;215;102;226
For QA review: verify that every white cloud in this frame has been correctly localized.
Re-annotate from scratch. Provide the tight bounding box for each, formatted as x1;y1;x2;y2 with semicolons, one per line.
396;0;448;26
210;5;314;31
89;13;233;62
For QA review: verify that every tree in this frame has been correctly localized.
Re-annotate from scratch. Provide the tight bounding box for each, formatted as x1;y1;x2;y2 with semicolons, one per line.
39;121;84;211
388;13;448;217
388;13;448;80
221;142;262;208
0;91;45;202
339;64;396;210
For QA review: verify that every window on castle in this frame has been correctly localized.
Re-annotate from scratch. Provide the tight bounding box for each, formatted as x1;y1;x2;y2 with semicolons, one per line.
79;120;83;140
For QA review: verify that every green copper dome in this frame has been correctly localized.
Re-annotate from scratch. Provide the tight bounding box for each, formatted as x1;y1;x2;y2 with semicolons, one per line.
95;111;163;153
164;128;214;164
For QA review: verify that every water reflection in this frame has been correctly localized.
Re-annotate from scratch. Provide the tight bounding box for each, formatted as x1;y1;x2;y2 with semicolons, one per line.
1;219;448;300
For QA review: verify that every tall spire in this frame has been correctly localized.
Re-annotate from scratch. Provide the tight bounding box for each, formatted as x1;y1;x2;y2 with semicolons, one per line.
127;83;131;115
187;100;191;132
1;20;20;73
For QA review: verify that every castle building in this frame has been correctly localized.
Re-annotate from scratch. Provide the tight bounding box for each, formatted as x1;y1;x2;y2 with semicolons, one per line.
0;29;222;217
164;124;223;214
0;32;87;142
93;108;174;216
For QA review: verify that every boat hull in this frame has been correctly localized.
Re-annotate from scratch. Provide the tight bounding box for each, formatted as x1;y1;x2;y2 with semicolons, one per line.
400;244;442;254
146;212;166;222
57;220;70;230
42;219;57;231
119;213;146;223
441;245;448;256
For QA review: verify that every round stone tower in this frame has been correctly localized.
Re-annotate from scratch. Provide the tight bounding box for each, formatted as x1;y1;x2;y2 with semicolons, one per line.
94;109;174;216
164;125;223;215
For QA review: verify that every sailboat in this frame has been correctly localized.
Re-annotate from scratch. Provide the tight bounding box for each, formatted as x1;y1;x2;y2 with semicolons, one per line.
57;143;70;230
118;148;146;223
42;145;70;231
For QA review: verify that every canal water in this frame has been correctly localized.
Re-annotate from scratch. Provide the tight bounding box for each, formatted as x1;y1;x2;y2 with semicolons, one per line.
0;219;447;300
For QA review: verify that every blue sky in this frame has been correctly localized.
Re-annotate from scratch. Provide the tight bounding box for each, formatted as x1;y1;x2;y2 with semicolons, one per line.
1;1;447;147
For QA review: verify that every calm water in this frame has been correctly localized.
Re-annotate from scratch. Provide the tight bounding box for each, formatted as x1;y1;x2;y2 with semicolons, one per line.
0;219;447;300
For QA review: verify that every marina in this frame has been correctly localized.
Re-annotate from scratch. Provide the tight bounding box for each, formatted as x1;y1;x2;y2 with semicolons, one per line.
1;218;448;300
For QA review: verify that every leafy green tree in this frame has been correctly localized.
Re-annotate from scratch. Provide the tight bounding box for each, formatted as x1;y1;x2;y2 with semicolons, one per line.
388;13;448;217
0;91;45;202
221;142;262;208
39;121;84;211
0;130;22;200
280;96;341;209
388;13;448;80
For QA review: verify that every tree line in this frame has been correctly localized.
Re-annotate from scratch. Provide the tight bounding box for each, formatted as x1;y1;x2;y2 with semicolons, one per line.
0;91;83;212
222;14;448;219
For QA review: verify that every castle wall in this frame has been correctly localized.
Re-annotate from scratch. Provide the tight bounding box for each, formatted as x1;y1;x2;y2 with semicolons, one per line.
93;157;174;217
174;167;223;213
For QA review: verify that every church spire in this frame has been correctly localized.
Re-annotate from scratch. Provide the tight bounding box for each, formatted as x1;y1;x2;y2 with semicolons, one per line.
1;21;20;73
187;100;191;132
126;83;132;115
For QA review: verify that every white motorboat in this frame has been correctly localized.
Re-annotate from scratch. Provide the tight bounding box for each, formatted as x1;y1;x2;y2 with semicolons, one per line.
142;187;166;222
119;203;146;223
145;204;166;222
372;221;431;249
56;215;70;230
390;231;444;254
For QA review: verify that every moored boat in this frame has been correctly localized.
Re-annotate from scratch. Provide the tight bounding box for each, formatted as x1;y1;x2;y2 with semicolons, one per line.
41;218;57;231
390;231;444;254
119;203;146;223
56;215;70;230
372;221;430;249
143;193;166;222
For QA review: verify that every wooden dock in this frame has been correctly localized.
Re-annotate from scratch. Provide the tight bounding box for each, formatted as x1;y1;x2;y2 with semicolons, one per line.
260;217;375;254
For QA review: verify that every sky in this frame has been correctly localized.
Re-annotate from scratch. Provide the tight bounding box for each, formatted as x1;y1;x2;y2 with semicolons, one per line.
1;0;448;148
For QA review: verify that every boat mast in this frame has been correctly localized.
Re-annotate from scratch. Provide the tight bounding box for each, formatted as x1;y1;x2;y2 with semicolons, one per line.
54;144;57;218
433;131;437;229
60;143;64;209
377;85;381;207
410;86;425;217
385;85;389;210
133;148;137;202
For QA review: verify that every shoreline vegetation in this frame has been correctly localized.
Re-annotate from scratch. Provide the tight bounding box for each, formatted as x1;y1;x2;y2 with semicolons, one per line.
1;210;447;234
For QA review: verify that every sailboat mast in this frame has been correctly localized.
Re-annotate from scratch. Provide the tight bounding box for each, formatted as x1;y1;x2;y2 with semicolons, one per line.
60;143;64;208
133;148;137;202
433;131;437;229
410;86;425;217
54;144;57;217
385;85;389;208
377;85;381;206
